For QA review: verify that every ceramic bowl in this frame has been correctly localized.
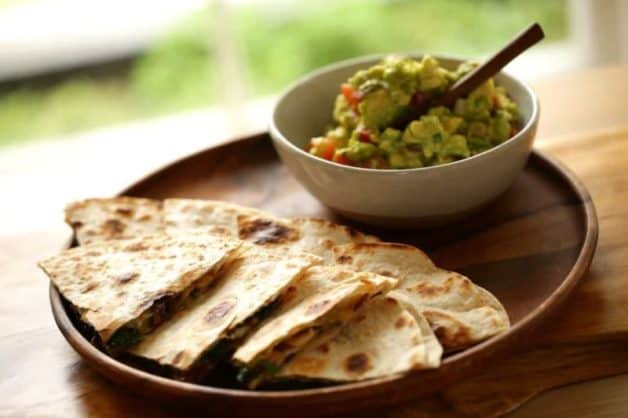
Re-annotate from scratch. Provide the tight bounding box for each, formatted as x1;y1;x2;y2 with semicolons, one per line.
269;54;539;227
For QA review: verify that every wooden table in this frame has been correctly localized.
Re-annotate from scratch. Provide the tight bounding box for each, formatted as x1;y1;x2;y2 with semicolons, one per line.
2;66;628;418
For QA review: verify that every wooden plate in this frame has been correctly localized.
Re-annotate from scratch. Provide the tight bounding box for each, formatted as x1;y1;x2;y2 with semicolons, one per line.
49;133;598;418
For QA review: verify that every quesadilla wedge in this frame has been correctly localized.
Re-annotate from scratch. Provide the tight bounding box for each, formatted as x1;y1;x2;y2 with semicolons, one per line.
232;266;397;387
164;198;378;260
39;232;241;349
278;291;442;382
163;198;264;237
127;244;321;380
332;243;510;351
65;197;164;245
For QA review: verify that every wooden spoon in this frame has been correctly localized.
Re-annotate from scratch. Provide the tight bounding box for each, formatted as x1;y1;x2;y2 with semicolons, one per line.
396;22;545;127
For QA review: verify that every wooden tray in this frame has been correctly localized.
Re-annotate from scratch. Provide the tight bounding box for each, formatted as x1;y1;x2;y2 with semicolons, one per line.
49;133;597;418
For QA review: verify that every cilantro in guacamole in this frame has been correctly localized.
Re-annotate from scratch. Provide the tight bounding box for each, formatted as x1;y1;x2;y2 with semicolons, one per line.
308;55;519;169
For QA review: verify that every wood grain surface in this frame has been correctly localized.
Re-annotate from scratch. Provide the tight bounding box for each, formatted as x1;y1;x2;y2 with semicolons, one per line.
2;66;628;418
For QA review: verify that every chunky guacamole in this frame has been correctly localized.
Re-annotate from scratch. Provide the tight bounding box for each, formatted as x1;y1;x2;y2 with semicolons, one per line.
308;55;519;169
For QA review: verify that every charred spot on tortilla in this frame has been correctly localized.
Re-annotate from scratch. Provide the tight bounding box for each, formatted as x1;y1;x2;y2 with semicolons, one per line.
172;350;185;365
82;281;99;293
116;271;139;284
351;294;369;311
412;282;448;296
430;315;472;349
104;219;125;235
124;242;149;252
205;298;238;326
317;343;330;353
115;207;134;217
345;353;372;375
238;217;299;245
336;254;353;264
305;299;332;316
395;315;409;328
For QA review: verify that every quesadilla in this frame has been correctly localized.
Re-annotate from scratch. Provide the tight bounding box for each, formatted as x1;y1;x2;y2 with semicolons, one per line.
39;232;241;349
165;199;379;259
65;197;164;245
163;198;264;237
332;243;510;351
278;291;442;382
127;244;321;380
232;266;397;387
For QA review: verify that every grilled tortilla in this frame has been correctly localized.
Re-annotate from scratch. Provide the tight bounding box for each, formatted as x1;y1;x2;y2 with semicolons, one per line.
278;291;442;382
333;243;510;351
163;198;264;237
39;232;241;348
232;266;397;386
65;197;164;245
164;198;378;260
67;197;378;260
128;244;320;379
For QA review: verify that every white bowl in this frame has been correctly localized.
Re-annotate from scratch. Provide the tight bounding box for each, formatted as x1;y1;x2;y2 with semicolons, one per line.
269;54;539;228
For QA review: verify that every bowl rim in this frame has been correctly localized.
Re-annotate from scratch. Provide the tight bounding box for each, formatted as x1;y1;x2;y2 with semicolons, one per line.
269;52;540;174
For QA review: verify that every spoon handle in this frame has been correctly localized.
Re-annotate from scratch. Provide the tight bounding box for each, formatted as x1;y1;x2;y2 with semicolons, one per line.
433;22;545;108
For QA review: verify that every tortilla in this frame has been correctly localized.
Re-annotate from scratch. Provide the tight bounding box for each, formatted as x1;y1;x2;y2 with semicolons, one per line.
232;266;397;386
164;198;379;260
65;197;164;245
39;232;241;348
332;243;510;351
278;291;442;382
128;244;320;379
163;198;264;237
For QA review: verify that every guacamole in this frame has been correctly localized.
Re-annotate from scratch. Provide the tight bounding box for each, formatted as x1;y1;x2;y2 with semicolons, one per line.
308;55;519;169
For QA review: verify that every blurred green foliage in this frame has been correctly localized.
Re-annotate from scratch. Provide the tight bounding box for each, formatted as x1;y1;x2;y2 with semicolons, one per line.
0;0;566;146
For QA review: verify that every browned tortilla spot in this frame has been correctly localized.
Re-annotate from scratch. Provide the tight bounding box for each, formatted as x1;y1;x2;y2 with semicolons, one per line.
172;350;185;365
413;282;448;296
305;299;332;316
115;207;134;216
116;271;139;284
82;282;99;293
104;219;125;236
395;316;409;328
205;298;237;326
85;251;102;257
238;218;299;245
428;311;472;348
138;214;152;222
336;254;353;263
317;343;330;353
378;270;393;277
125;242;148;252
344;353;372;375
71;221;84;229
352;294;369;311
